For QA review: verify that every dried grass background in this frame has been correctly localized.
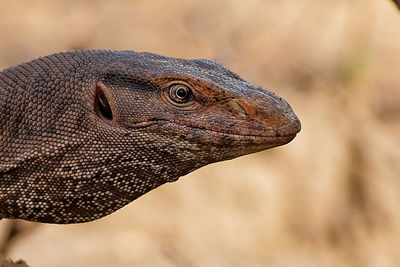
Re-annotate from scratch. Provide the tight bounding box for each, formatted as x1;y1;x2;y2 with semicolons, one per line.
0;0;399;266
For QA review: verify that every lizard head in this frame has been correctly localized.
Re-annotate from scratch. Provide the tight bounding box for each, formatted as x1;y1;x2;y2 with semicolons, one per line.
0;50;300;223
95;52;301;177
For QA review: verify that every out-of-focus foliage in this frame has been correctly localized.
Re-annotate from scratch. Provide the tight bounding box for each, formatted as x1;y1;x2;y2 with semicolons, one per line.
0;0;399;266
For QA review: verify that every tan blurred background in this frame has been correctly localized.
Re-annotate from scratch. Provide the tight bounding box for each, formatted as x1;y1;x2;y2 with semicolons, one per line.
0;0;400;266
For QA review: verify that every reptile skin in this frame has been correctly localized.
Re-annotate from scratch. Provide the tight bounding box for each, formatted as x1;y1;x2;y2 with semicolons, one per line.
0;50;300;224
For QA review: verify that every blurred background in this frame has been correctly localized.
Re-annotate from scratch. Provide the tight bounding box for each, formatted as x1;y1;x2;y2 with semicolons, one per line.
0;0;399;266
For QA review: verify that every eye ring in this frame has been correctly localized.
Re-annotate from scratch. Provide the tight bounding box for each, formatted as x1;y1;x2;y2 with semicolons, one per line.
169;84;192;104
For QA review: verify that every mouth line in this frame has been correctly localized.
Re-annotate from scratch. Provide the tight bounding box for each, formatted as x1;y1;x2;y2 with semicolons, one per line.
128;119;297;140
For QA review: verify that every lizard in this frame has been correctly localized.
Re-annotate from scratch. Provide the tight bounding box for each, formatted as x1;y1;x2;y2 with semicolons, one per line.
0;50;300;224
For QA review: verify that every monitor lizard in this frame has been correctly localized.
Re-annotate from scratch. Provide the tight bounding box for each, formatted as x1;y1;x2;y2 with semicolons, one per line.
0;50;301;224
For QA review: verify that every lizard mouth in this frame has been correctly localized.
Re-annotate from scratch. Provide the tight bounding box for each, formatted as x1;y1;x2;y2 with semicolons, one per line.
127;119;298;145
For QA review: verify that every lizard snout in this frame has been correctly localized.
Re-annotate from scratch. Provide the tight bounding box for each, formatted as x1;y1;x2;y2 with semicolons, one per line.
227;93;301;138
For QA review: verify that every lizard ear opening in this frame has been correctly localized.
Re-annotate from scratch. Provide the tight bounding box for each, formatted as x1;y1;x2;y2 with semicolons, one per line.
95;84;113;121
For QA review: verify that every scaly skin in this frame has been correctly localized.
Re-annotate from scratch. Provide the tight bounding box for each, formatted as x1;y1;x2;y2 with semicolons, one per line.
0;50;300;223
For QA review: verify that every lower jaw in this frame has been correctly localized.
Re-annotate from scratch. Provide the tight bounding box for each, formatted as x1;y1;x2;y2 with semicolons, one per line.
194;136;296;165
150;121;297;147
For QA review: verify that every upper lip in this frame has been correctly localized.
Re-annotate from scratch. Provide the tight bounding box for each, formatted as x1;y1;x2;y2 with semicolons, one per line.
128;119;298;139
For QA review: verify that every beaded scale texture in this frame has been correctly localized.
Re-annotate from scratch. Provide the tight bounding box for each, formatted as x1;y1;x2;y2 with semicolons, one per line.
0;50;300;224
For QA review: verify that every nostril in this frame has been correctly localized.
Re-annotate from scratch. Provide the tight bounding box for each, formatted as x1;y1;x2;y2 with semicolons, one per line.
229;100;253;117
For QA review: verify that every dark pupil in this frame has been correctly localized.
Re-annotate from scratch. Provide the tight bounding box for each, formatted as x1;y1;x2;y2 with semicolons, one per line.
176;87;188;99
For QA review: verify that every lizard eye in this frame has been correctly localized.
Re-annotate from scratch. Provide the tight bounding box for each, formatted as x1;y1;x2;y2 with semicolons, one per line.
169;84;192;104
163;81;198;110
